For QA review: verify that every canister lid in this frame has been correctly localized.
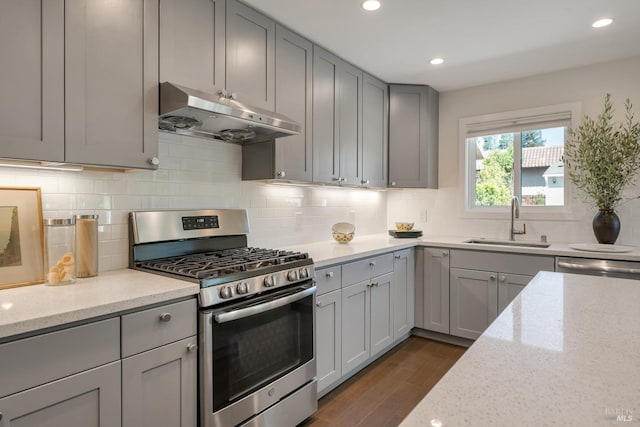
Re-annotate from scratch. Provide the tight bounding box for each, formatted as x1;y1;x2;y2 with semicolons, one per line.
44;218;76;226
75;214;99;220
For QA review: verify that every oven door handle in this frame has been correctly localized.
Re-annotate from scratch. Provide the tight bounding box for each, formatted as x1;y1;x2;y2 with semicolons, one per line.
214;286;317;323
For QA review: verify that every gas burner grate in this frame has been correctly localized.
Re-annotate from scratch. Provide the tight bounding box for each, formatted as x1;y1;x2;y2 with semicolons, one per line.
138;247;309;281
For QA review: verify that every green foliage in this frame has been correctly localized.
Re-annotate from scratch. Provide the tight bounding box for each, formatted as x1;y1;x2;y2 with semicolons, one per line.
565;94;640;210
522;130;546;147
476;145;514;206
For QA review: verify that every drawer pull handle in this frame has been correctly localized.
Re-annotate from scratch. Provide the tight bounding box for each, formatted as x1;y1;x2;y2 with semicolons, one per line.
159;313;172;322
316;302;322;307
326;271;334;278
369;261;376;267
371;282;379;287
187;343;198;352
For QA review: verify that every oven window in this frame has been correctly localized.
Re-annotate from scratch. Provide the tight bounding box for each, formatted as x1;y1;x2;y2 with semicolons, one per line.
211;293;313;411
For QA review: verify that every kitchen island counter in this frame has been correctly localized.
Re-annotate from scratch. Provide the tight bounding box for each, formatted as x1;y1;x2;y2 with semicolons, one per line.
400;271;640;426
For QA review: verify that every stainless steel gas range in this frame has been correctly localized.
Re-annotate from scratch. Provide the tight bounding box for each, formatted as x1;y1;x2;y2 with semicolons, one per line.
129;209;317;427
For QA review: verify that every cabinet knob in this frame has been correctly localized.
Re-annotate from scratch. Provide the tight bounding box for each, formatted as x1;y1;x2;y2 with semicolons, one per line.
148;157;160;166
391;181;396;186
500;275;506;282
159;312;172;322
187;343;198;352
332;176;341;182
361;179;370;185
442;252;448;257
371;282;379;287
326;271;334;278
277;171;286;178
316;301;322;307
394;255;401;259
369;261;376;267
490;275;496;280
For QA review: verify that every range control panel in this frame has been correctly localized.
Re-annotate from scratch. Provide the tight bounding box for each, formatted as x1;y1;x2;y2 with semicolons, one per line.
182;215;220;230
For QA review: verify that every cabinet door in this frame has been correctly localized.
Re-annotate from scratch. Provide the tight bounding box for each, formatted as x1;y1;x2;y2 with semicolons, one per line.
450;268;498;340
316;290;342;395
388;85;439;188
337;61;363;186
341;280;370;375
274;25;313;181
160;0;225;93
361;73;388;188
312;46;339;184
370;272;394;358
393;249;415;340
122;337;197;427
65;0;159;169
420;248;450;334
498;273;532;313
0;0;64;162
0;362;121;427
226;0;275;110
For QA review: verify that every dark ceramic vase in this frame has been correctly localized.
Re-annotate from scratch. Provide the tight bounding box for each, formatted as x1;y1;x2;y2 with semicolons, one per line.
592;209;620;244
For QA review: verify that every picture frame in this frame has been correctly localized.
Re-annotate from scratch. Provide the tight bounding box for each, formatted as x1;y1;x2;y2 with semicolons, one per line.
0;187;44;289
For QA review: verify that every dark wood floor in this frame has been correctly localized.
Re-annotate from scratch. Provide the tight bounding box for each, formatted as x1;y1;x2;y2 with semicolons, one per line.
304;336;466;427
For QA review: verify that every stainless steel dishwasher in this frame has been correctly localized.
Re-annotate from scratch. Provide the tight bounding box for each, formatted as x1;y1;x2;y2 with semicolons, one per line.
556;257;640;279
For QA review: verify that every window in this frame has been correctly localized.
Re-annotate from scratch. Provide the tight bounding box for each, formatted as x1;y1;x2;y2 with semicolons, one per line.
461;103;581;212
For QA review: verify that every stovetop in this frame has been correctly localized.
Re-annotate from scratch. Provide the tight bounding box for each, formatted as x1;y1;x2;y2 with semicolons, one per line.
137;247;310;283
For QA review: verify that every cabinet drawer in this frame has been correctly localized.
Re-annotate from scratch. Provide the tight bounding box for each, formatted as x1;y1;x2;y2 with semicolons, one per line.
315;266;342;295
450;250;554;276
0;318;120;398
122;299;197;358
342;253;394;286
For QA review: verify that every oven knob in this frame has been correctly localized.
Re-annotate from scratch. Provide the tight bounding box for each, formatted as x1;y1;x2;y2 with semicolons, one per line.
264;275;276;287
236;282;249;295
287;270;299;282
219;286;233;299
299;268;309;279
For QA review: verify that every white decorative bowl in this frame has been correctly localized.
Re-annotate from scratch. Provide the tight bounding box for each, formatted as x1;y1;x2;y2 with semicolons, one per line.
395;222;414;231
332;222;355;243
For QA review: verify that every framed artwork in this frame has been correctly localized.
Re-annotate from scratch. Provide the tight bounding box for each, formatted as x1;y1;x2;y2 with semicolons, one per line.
0;187;44;289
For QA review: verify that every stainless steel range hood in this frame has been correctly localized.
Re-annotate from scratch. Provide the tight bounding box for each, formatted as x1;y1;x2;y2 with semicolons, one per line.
159;82;301;144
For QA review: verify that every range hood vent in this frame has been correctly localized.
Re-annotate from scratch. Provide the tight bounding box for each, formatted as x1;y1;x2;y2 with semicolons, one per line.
159;82;301;144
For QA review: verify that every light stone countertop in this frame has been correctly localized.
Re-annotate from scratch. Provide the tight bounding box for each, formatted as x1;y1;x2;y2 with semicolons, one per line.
0;269;199;340
400;271;640;427
282;233;640;268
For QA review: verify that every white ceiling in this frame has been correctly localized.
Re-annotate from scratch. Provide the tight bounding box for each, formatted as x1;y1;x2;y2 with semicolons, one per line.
242;0;640;92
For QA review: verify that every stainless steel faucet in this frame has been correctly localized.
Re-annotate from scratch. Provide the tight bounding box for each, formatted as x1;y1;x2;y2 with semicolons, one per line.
510;196;526;241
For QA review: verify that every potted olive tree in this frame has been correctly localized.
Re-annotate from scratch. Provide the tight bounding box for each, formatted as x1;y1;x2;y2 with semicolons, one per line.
564;94;640;244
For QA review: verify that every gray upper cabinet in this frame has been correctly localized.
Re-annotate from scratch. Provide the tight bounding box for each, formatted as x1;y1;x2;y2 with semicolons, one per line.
226;0;275;110
361;73;388;188
65;0;159;170
388;84;439;188
160;0;225;93
313;46;363;186
0;1;64;162
242;25;313;182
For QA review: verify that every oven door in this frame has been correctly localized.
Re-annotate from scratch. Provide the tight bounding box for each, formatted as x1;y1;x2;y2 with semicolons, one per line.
200;282;316;427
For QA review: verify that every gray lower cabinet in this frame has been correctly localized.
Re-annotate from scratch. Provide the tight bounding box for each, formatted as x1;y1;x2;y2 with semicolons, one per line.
316;289;342;395
361;73;389;188
0;362;121;427
122;336;198;427
242;25;313;182
450;268;498;340
159;0;226;94
65;0;159;169
388;84;439;188
313;46;363;186
449;250;554;339
415;247;450;334
393;248;415;340
341;271;394;376
0;0;64;162
226;0;275;110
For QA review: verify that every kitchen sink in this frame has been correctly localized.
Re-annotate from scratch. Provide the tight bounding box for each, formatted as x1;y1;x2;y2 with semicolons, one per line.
463;238;551;248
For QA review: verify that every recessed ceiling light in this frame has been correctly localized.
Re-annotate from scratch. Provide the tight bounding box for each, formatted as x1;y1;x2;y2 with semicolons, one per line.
361;0;381;11
592;18;613;28
430;58;444;65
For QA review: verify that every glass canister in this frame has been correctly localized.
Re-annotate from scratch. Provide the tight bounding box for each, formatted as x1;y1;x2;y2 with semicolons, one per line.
75;214;99;278
44;218;76;285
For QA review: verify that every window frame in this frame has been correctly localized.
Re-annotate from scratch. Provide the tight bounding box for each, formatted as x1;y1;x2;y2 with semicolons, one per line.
459;102;582;219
